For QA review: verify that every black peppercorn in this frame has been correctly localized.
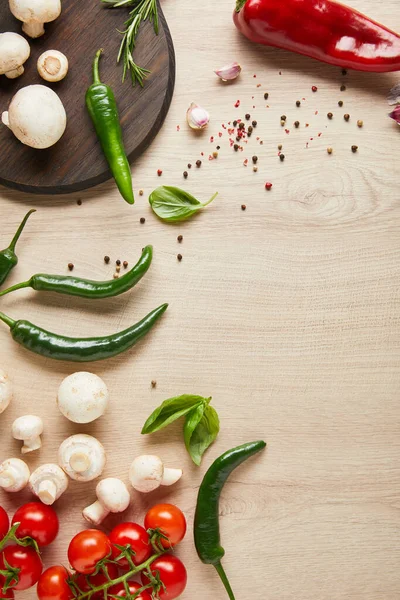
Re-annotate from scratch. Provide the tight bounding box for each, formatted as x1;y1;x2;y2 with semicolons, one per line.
279;154;285;162
340;84;346;91
281;115;287;121
252;120;257;127
177;235;183;243
104;256;110;264
140;217;145;224
327;112;333;119
233;120;237;126
68;263;74;271
183;171;188;179
196;159;202;167
241;204;246;211
351;145;358;153
294;121;300;128
247;125;253;133
245;113;251;120
252;155;258;164
338;100;344;107
238;122;245;130
116;259;121;266
177;254;183;261
187;163;192;169
344;113;350;121
234;144;239;151
296;100;301;107
264;92;269;100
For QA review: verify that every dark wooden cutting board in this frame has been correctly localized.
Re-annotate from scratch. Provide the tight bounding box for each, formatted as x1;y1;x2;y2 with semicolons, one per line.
0;0;175;194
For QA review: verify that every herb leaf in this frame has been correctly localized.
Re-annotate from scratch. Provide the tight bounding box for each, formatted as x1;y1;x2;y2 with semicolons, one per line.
149;186;217;222
141;395;205;434
184;403;220;466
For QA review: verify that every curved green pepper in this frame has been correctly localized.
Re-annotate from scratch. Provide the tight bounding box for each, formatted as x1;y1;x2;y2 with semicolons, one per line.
194;440;267;599
0;246;153;300
0;303;167;362
86;49;134;205
0;210;36;287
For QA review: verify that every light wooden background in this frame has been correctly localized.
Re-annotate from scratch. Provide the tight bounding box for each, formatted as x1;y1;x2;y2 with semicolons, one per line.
1;1;400;598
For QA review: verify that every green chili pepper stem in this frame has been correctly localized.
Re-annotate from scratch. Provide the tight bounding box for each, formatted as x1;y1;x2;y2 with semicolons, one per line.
215;562;236;600
7;210;36;252
0;311;15;329
0;280;31;298
93;48;104;85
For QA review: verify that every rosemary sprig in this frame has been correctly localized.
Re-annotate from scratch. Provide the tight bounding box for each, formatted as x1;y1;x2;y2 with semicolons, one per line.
102;0;159;86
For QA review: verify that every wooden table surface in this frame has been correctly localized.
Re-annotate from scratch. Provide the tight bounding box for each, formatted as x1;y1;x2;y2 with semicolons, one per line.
1;1;400;598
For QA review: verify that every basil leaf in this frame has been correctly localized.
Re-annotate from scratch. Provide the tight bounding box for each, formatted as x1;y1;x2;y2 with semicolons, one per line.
149;186;218;222
141;394;206;434
184;404;220;466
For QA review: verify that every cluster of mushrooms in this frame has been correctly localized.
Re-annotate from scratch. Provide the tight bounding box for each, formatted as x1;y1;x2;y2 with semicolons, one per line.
0;370;182;526
0;0;69;149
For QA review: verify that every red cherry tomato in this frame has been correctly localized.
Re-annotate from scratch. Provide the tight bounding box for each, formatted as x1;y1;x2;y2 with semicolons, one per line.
0;507;9;540
109;522;151;568
144;504;187;548
109;580;152;599
37;566;72;600
141;555;187;599
0;576;14;599
12;503;59;547
67;529;111;575
0;545;42;590
74;563;118;599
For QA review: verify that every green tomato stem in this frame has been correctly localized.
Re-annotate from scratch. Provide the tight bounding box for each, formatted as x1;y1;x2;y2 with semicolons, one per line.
214;562;236;600
75;551;165;599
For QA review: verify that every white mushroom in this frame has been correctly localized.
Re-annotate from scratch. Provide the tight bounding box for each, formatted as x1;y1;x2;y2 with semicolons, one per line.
29;463;68;505
57;372;109;424
0;369;13;415
2;84;66;149
0;458;30;492
9;0;62;38
12;415;43;454
58;434;106;482
83;478;131;525
0;32;30;79
129;455;182;493
37;50;68;82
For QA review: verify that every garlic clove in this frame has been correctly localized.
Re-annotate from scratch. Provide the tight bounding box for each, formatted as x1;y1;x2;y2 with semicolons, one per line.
214;62;242;82
389;106;400;125
388;83;400;106
186;102;210;130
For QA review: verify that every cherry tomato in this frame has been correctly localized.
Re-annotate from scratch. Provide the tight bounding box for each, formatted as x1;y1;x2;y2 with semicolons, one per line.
109;580;152;599
74;563;118;599
109;522;151;568
12;503;59;547
0;507;9;540
0;576;14;599
141;555;187;599
67;529;111;575
144;504;187;548
0;545;43;590
37;566;72;600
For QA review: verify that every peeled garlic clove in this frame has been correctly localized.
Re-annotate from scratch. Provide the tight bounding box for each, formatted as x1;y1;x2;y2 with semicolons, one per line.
214;62;241;82
389;106;400;125
186;102;209;130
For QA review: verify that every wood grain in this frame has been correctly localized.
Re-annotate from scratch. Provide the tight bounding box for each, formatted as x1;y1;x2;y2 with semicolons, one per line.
0;0;400;599
0;0;175;194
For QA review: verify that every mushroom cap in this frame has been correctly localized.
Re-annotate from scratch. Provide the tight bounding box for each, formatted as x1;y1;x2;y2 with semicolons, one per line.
29;463;69;500
0;369;13;414
12;415;43;440
57;372;109;424
58;434;106;482
37;50;68;82
5;84;66;149
96;478;131;512
9;0;61;24
0;32;30;75
129;455;164;493
0;457;30;491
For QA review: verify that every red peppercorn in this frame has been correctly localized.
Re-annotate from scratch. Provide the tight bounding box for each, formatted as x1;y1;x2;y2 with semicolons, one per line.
312;85;318;92
265;182;273;190
157;169;163;176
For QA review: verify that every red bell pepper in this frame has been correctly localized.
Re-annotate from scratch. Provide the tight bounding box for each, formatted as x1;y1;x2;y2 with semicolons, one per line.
234;0;400;72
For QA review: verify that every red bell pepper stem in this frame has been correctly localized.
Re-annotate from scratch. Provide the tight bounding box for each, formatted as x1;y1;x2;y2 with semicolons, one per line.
234;0;400;73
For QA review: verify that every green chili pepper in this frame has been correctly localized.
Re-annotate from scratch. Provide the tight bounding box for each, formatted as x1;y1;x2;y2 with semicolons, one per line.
86;49;134;205
0;210;36;287
194;440;267;600
0;245;152;300
0;303;167;362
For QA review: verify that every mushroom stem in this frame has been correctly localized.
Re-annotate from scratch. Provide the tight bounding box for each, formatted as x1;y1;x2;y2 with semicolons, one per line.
0;471;14;489
69;452;90;474
162;468;183;487
6;65;24;79
38;480;57;505
82;501;109;526
2;112;10;128
22;22;45;38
